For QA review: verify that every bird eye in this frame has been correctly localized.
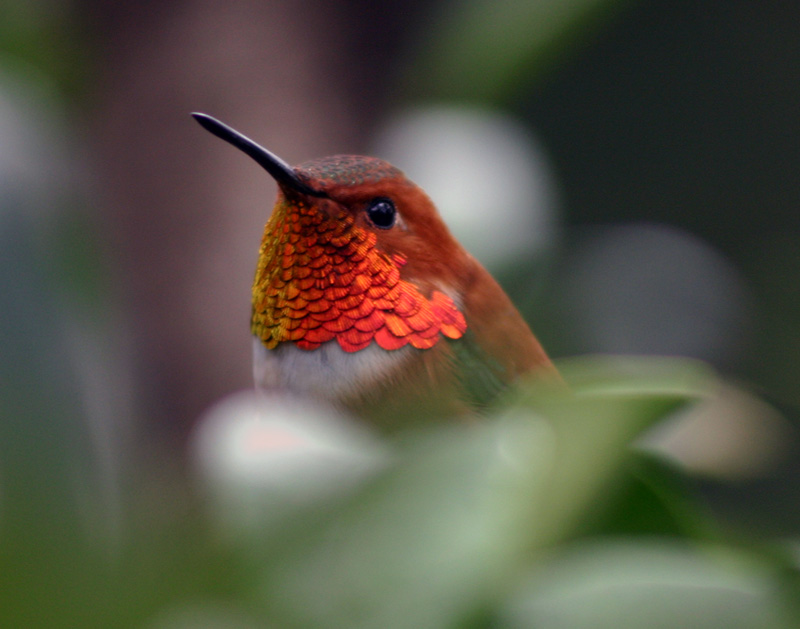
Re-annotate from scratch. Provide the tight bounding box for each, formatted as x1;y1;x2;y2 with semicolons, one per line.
366;197;396;229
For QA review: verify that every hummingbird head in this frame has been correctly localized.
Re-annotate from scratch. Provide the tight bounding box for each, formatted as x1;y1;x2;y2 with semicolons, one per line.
192;113;468;354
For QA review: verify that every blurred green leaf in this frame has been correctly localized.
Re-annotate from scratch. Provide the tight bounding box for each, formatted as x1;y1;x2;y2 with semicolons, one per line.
505;355;715;549
498;539;793;628
5;353;795;628
590;452;720;539
404;0;633;103
243;356;714;628
0;1;86;95
251;419;548;628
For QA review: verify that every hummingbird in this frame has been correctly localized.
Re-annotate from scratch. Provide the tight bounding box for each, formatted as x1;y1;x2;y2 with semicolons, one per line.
193;113;558;428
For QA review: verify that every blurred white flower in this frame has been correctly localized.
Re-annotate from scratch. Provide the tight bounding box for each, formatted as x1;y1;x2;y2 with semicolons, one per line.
561;223;750;364
640;383;793;479
373;105;560;270
190;390;389;535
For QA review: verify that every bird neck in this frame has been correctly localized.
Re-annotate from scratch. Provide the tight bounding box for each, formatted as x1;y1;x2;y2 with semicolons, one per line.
251;198;467;354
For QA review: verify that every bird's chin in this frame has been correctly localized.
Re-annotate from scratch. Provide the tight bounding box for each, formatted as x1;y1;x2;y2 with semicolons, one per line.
252;337;411;404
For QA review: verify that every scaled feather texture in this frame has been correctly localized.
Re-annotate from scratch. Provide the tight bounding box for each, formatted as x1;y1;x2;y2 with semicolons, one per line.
251;190;467;353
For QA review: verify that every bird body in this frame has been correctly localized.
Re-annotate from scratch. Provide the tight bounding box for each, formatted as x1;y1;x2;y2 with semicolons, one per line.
194;113;557;427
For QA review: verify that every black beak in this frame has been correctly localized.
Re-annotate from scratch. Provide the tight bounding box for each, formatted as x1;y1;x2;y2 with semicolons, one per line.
191;113;323;197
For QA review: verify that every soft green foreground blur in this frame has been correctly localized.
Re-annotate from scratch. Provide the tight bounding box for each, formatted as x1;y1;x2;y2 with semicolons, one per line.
7;356;800;628
2;1;800;627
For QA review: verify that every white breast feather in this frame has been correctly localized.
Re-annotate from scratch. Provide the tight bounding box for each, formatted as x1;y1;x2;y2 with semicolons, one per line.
253;338;411;402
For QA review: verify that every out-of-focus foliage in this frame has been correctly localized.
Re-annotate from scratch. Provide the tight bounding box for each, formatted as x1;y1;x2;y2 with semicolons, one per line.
404;0;632;103
3;358;800;627
0;1;86;95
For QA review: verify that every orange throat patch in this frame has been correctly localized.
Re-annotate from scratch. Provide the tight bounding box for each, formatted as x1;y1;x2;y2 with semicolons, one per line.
251;198;467;353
